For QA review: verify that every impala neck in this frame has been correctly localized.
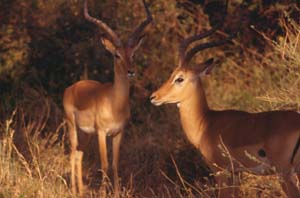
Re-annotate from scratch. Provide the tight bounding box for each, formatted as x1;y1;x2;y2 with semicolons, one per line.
179;80;209;148
112;62;130;110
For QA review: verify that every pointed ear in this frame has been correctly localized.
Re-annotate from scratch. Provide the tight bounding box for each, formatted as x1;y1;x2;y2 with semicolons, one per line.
131;35;145;54
197;58;215;76
101;37;116;54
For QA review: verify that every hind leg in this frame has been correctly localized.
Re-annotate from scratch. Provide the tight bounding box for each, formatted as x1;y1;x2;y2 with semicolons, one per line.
98;130;108;197
66;113;85;197
75;150;84;197
112;131;123;198
281;169;300;198
70;147;77;195
66;117;78;196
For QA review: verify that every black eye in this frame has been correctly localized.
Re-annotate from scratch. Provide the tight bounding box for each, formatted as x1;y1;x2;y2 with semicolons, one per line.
175;77;184;84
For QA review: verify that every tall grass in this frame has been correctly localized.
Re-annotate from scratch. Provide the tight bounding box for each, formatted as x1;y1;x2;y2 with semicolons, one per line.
0;107;72;198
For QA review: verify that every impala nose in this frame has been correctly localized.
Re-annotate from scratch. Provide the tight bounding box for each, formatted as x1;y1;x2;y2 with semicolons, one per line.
127;70;135;77
150;95;156;101
150;94;158;104
150;93;162;106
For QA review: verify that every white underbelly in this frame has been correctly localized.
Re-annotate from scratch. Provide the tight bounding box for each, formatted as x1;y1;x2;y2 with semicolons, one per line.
78;122;125;135
104;122;124;136
78;126;96;133
74;109;127;135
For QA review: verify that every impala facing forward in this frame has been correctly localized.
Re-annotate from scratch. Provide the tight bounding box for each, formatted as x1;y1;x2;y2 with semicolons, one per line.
63;0;152;196
150;5;300;198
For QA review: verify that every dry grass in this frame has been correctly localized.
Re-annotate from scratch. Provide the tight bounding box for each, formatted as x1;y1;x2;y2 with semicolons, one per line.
0;109;287;198
0;108;72;198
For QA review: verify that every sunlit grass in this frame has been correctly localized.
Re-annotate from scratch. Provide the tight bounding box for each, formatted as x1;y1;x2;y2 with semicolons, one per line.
0;104;287;198
0;110;71;198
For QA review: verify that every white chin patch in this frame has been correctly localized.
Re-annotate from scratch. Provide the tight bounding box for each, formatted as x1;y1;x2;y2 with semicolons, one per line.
150;99;162;106
176;103;181;108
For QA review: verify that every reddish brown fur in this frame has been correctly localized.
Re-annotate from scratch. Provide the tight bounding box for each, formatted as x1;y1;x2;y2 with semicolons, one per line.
151;67;300;197
64;0;152;196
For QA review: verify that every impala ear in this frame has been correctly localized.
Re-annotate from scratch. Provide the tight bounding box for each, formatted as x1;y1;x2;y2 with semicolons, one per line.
101;37;116;54
197;58;215;76
131;35;145;54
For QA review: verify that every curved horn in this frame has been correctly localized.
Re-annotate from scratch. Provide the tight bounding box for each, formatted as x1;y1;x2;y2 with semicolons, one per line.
84;0;121;46
178;0;229;67
127;0;153;47
184;33;235;66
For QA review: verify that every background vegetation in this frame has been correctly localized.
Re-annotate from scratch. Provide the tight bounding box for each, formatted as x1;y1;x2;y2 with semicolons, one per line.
1;0;300;197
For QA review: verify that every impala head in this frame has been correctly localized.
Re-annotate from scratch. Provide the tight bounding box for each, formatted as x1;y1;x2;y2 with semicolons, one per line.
84;0;152;78
150;0;233;106
150;59;215;106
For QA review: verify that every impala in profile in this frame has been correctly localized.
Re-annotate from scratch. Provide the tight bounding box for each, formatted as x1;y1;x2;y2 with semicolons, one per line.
63;0;152;196
150;2;300;197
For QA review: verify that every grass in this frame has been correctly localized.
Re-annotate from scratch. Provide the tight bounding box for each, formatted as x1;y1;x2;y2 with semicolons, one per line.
0;108;287;197
0;110;71;198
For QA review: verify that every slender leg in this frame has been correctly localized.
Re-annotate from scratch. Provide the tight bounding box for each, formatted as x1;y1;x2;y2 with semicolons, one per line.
70;148;77;196
281;170;300;198
98;130;108;196
297;173;300;189
112;131;123;197
67;118;78;196
76;150;84;197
